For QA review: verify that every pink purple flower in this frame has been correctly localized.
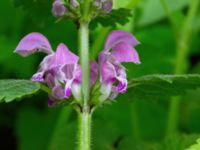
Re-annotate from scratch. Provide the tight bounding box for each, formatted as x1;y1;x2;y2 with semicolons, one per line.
15;30;140;106
99;30;140;101
15;33;98;106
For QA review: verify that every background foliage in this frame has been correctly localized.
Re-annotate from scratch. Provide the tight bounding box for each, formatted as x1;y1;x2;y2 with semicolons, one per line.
0;0;200;150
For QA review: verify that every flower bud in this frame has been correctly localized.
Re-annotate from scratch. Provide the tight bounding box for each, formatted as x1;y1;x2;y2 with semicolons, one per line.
70;0;79;9
102;0;113;13
94;0;113;13
52;0;67;17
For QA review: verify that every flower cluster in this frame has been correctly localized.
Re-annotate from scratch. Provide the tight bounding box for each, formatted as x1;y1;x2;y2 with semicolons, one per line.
94;0;113;13
52;0;113;18
15;30;140;107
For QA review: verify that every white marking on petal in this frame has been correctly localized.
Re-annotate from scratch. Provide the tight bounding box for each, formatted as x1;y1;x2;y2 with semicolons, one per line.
72;83;82;101
99;84;112;102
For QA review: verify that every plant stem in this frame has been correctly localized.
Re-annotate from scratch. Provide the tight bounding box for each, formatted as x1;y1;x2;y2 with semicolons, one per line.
166;97;180;136
165;0;199;136
78;21;91;150
78;112;92;150
160;0;177;34
130;101;140;141
82;0;91;21
78;0;92;148
79;22;90;107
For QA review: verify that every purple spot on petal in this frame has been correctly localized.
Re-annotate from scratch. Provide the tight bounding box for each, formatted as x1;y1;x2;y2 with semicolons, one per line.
64;87;72;98
116;80;127;93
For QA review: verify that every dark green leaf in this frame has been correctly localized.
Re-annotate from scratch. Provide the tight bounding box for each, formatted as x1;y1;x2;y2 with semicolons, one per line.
48;108;77;150
91;8;132;28
128;74;200;100
13;0;53;24
0;80;40;103
0;36;37;78
16;108;60;150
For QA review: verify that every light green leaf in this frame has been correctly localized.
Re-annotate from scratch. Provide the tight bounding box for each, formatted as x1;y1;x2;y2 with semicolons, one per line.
153;134;200;150
192;11;200;31
186;138;200;150
137;0;190;27
128;74;200;100
0;80;40;103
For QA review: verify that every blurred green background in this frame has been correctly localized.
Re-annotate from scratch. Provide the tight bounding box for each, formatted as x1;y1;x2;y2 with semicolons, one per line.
0;0;200;150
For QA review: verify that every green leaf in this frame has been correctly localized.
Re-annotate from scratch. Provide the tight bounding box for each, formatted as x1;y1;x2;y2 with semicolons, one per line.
48;108;76;150
13;0;53;24
0;36;37;78
128;74;200;100
91;8;132;28
192;11;200;31
0;80;40;103
153;134;200;150
16;108;60;150
186;138;200;150
137;0;190;27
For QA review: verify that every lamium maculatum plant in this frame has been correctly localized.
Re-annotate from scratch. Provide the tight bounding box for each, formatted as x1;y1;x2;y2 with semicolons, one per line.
1;0;200;150
14;1;141;148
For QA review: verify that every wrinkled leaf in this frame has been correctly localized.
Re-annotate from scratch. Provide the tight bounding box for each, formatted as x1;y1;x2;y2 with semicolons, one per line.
91;8;132;28
128;74;200;100
153;134;200;150
0;80;40;103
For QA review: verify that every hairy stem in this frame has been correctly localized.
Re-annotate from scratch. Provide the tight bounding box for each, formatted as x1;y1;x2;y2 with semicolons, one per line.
79;22;90;107
78;0;91;149
164;0;199;136
78;112;92;150
78;21;91;150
